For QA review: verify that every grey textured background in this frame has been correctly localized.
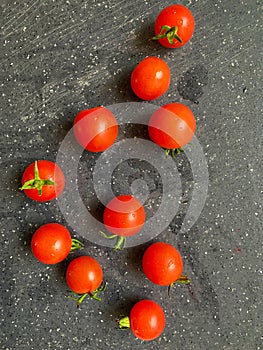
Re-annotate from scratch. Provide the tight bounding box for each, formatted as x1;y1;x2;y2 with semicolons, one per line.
1;1;262;349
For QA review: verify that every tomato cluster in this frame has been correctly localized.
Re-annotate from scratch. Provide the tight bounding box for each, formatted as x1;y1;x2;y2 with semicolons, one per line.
19;3;197;342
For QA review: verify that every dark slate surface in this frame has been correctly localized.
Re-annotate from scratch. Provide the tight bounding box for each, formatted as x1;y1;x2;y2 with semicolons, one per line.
1;1;262;349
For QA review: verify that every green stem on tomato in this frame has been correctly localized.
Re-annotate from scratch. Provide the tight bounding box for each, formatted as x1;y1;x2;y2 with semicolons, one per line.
67;292;88;307
176;275;191;284
168;274;191;298
89;281;107;301
114;236;126;251
118;316;131;330
165;148;183;158
20;160;55;195
70;238;84;252
99;231;126;250
152;25;183;45
68;281;107;307
77;293;88;306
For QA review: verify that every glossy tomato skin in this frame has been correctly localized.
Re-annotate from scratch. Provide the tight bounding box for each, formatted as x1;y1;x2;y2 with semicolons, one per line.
148;102;196;149
21;160;65;202
130;300;166;341
130;57;170;100
73;106;118;152
154;4;195;48
31;223;72;264
66;256;103;294
103;194;146;237
142;242;183;286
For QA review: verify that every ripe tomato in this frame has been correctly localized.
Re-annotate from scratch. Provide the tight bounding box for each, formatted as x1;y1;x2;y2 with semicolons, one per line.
66;256;105;304
130;56;170;100
73;106;118;152
118;300;166;341
21;160;65;202
142;242;184;286
31;223;72;264
153;4;195;48
148;102;196;153
102;194;146;249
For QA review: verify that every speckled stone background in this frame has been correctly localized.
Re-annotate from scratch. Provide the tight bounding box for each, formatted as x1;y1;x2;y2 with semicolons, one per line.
1;1;262;349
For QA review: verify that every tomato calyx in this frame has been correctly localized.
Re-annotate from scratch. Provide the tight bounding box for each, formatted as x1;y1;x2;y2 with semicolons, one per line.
88;280;107;301
176;275;191;284
99;231;126;250
20;161;55;195
117;316;130;330
165;148;183;158
70;238;84;253
68;280;107;307
152;25;183;45
168;275;191;297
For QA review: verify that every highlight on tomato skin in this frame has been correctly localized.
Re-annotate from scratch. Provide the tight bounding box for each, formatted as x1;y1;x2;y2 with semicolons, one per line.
73;106;118;152
118;299;166;341
148;102;196;153
153;4;195;48
130;56;171;101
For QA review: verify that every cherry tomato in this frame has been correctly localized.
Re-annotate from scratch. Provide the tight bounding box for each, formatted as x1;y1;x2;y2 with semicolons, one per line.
31;223;73;264
142;242;184;286
73;106;118;152
21;160;65;202
148;102;196;153
66;256;105;304
102;194;146;249
118;300;166;341
130;56;170;100
153;4;195;48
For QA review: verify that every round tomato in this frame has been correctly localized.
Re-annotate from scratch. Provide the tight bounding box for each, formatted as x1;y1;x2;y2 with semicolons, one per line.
31;223;72;264
118;300;166;341
102;194;145;249
66;256;104;304
73;106;118;152
21;160;65;202
153;4;195;48
130;56;170;100
103;194;145;237
148;102;196;152
142;242;184;286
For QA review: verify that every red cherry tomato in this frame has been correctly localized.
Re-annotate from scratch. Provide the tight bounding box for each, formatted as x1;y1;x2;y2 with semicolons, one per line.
73;106;118;152
21;160;65;202
118;300;166;341
130;56;170;100
153;4;195;48
103;194;145;237
102;194;146;250
31;223;72;264
142;242;184;286
148;102;196;152
66;256;105;304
